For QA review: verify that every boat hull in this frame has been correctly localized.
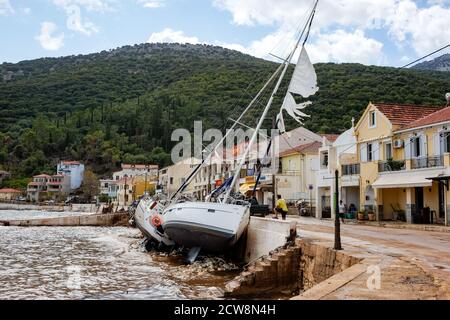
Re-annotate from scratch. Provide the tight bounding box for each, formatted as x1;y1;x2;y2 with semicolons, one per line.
134;198;174;246
162;202;250;252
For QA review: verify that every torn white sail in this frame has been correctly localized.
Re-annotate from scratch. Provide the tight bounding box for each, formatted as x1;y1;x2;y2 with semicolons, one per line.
276;111;286;134
279;46;318;126
282;93;311;124
288;46;319;98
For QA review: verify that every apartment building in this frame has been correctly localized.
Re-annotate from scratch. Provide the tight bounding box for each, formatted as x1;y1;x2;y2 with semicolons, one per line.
355;102;450;225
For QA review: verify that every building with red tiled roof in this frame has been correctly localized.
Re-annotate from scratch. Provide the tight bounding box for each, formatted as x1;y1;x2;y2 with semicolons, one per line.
279;141;322;157
34;174;52;179
27;173;70;202
113;164;159;182
121;164;159;170
0;188;22;201
353;101;450;225
371;103;442;127
399;106;450;131
278;141;322;201
320;134;340;143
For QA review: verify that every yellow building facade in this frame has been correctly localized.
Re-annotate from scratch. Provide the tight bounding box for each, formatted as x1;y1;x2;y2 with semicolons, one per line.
355;103;450;225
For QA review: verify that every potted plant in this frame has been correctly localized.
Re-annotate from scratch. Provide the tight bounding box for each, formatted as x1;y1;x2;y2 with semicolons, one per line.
368;211;376;221
357;210;366;221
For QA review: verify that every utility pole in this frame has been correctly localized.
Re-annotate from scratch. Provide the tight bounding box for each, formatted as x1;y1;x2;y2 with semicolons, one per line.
335;170;342;250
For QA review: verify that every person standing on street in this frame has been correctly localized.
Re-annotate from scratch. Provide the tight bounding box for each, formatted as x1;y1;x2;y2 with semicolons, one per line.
339;200;346;224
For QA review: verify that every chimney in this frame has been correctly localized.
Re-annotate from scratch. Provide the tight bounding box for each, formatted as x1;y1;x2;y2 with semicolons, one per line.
446;93;450;107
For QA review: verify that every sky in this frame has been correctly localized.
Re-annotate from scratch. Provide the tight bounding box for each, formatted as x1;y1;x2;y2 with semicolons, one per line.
0;0;450;66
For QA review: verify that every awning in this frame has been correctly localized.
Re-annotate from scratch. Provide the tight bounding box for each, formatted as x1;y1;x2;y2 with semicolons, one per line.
239;183;260;194
372;170;446;189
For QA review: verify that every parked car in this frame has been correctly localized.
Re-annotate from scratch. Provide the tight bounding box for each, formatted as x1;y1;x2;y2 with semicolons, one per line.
65;196;89;204
248;197;270;217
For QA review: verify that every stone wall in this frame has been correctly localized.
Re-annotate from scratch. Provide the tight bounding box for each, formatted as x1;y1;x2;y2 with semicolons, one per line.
298;239;362;291
225;245;301;298
225;238;361;298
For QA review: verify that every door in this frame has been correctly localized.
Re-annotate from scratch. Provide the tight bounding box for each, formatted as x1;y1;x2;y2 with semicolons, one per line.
439;181;445;219
414;187;424;224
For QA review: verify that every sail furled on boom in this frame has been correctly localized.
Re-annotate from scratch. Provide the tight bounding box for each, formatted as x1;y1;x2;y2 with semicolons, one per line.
277;46;318;132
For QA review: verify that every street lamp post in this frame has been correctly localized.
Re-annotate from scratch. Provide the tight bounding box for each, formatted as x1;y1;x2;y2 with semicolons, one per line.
335;170;342;250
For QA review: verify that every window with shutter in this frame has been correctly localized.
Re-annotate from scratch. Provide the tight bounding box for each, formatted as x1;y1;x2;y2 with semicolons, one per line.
411;137;421;158
444;132;450;153
385;142;392;160
368;143;374;162
405;137;412;160
421;134;427;157
360;143;367;162
434;133;442;156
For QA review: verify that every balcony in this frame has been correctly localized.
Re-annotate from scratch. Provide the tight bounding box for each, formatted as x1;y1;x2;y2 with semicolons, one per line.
342;164;360;176
411;156;444;170
378;160;406;173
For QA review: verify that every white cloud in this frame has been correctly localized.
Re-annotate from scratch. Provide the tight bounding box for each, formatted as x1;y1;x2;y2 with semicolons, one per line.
385;0;450;56
35;22;65;51
146;27;385;66
307;29;384;65
0;0;14;15
137;0;166;8
213;0;394;30
148;28;201;44
213;0;450;63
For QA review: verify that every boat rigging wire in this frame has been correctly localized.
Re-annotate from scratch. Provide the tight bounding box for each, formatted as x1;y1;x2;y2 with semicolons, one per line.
400;44;450;69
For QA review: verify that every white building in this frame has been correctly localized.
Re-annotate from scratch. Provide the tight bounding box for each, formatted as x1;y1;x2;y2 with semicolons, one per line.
113;164;159;181
57;161;85;190
159;157;199;198
316;124;358;219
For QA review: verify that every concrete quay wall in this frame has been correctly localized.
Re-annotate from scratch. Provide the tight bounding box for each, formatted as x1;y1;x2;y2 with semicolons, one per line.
0;212;128;227
0;202;103;213
244;217;297;263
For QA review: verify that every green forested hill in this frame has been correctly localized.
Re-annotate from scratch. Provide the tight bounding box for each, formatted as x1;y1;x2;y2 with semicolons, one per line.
1;43;449;180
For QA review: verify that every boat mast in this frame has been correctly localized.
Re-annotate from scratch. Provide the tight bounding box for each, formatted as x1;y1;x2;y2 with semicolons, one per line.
169;62;285;203
223;0;319;203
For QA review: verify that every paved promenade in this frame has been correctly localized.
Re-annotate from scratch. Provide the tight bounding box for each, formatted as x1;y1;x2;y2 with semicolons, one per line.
291;217;450;300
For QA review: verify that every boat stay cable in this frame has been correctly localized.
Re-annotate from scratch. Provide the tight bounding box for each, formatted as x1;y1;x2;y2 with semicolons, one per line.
223;0;320;204
169;61;285;203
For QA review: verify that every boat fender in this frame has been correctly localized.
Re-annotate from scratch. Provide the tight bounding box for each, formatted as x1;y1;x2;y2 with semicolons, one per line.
151;214;163;228
150;201;158;210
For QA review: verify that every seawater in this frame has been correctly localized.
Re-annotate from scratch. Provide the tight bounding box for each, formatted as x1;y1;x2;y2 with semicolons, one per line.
0;210;238;300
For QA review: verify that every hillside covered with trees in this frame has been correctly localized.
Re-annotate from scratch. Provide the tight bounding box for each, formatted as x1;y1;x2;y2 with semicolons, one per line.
1;43;450;183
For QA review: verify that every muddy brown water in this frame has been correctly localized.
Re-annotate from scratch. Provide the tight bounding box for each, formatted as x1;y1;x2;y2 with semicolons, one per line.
0;210;240;300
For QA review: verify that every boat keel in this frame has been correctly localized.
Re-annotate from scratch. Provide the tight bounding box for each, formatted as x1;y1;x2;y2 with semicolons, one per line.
185;247;202;264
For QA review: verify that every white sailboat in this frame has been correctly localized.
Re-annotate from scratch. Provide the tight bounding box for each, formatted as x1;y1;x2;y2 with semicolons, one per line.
134;195;175;247
160;1;320;257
